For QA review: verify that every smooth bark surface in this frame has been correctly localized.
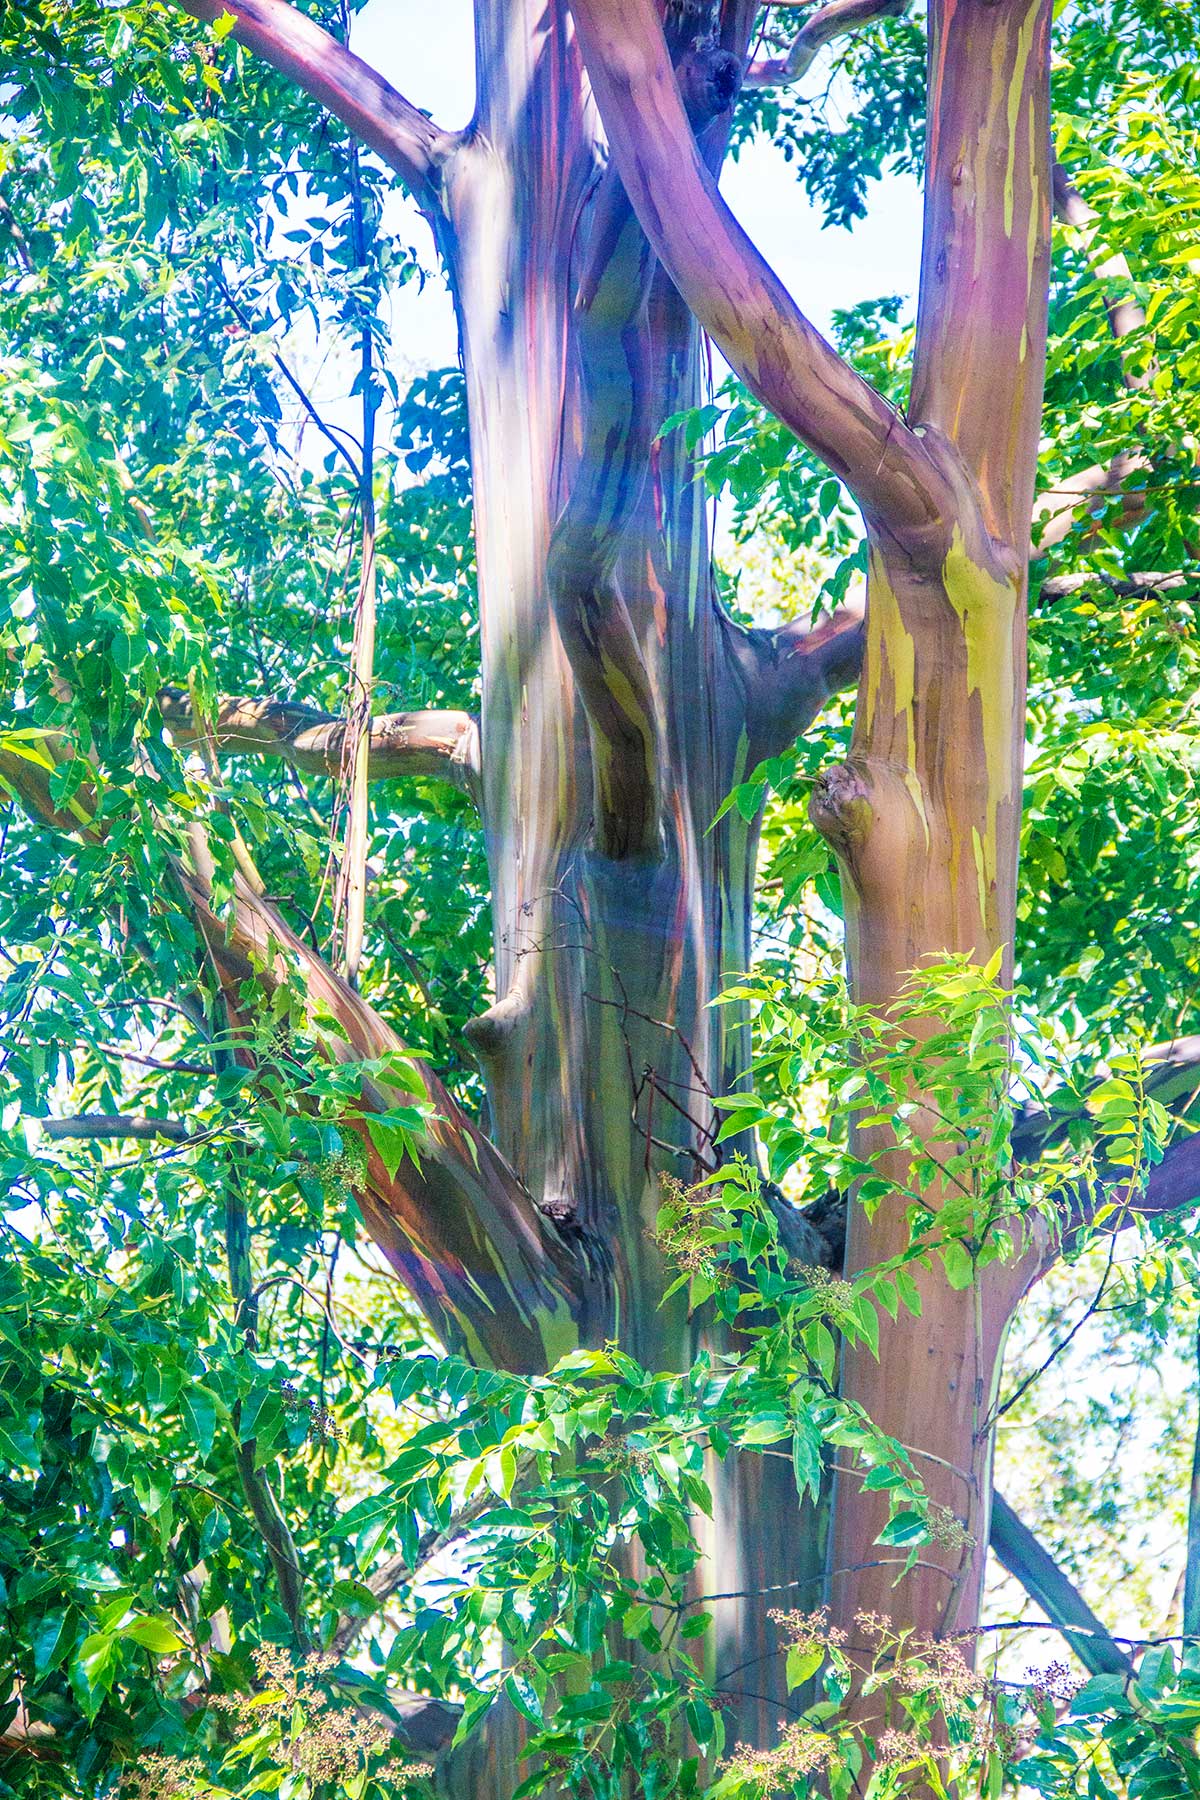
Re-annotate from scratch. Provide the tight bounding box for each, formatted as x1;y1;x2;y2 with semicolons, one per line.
813;0;1053;1666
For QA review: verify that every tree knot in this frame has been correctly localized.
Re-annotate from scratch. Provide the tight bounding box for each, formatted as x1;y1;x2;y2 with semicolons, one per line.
678;40;743;126
809;762;872;855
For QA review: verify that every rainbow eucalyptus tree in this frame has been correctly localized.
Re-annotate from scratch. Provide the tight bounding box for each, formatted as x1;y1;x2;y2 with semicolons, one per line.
113;0;879;1758
150;0;1053;1709
6;0;1200;1797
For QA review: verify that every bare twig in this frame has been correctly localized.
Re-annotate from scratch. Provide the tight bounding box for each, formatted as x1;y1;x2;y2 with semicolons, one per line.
987;1231;1119;1427
332;118;379;987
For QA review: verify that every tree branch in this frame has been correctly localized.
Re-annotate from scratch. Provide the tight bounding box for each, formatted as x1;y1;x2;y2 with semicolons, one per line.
332;143;381;987
1057;1130;1200;1256
1039;571;1195;604
1010;1038;1200;1260
744;600;865;761
744;0;911;89
158;690;481;807
35;1113;193;1144
1031;163;1151;553
2;729;587;1373
989;1491;1134;1677
178;857;591;1372
549;28;761;860
1032;455;1149;555
569;0;953;543
909;0;1052;544
176;0;457;205
1011;1036;1200;1165
1053;163;1147;363
781;1038;1200;1279
357;1691;462;1758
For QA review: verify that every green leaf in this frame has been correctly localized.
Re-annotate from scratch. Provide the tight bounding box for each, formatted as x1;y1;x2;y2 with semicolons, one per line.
1071;1673;1131;1716
876;1510;928;1547
940;1240;975;1289
183;1384;218;1458
741;1412;790;1445
786;1645;824;1690
73;1632;119;1716
121;1617;186;1654
363;1112;417;1180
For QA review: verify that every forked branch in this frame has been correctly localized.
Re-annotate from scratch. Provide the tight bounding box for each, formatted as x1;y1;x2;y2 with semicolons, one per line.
569;0;953;543
176;0;457;206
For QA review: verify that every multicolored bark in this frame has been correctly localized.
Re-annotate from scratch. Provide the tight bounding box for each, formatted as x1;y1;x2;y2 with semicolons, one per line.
572;0;1054;1778
819;0;1052;1654
15;0;1073;1787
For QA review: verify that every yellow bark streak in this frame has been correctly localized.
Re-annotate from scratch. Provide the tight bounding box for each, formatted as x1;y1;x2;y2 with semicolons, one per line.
1026;106;1041;295
598;646;656;790
941;527;1018;901
1003;6;1039;237
865;550;914;738
972;824;991;934
866;551;929;836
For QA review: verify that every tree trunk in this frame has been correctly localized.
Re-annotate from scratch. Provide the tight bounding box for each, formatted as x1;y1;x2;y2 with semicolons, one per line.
441;0;824;1774
808;0;1052;1711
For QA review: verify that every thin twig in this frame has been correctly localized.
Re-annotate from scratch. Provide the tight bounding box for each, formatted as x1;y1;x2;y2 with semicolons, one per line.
988;1229;1119;1427
332;115;379;989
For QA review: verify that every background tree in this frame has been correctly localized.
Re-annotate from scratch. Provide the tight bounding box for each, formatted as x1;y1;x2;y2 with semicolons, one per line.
3;1;1200;1798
